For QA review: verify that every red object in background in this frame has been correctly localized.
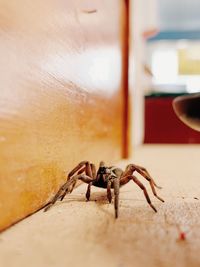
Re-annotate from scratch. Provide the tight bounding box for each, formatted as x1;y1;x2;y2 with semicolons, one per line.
144;96;200;143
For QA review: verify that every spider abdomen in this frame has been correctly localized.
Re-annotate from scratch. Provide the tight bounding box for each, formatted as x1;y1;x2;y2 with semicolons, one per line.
92;178;108;188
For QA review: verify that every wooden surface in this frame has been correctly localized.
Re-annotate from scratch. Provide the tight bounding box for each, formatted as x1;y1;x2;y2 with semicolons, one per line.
1;145;200;267
0;0;127;231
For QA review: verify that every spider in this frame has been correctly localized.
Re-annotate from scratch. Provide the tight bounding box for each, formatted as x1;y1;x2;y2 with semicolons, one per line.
44;161;164;218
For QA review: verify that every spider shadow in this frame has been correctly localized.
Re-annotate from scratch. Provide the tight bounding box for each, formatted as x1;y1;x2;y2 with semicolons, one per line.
52;191;115;218
48;187;153;218
89;191;118;218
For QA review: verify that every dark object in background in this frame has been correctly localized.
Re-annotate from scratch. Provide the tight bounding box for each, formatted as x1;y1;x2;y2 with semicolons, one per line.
173;93;200;132
144;93;200;144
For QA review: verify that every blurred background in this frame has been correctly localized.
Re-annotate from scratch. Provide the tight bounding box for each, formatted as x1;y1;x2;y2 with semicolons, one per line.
131;0;200;145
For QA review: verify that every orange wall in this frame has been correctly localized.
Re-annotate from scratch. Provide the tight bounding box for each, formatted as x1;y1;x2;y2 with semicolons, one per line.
0;0;127;231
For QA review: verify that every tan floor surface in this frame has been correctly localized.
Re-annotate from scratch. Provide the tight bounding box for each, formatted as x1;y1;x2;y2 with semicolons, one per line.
1;145;200;267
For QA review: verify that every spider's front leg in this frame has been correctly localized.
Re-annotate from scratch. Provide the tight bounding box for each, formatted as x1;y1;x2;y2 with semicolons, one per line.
44;161;95;211
86;163;96;201
113;177;120;218
61;161;94;201
105;168;120;218
67;161;93;181
107;181;112;203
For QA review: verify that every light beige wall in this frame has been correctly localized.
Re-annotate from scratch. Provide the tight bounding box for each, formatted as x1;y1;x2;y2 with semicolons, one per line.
129;0;158;146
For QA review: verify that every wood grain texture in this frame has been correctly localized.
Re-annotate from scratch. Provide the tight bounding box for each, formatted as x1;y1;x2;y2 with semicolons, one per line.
0;0;126;231
1;145;200;267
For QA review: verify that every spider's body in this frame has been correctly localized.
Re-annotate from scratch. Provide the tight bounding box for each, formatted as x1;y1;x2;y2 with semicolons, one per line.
92;166;119;188
44;161;164;218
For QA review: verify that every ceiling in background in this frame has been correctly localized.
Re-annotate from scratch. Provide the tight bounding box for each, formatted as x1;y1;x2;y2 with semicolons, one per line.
158;0;200;31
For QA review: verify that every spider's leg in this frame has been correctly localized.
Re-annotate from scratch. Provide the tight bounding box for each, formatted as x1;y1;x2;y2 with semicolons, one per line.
59;166;87;201
86;182;92;201
91;163;96;179
44;174;94;212
67;161;94;198
85;161;93;177
60;167;85;201
61;161;94;202
85;163;96;201
44;179;74;211
133;165;164;203
67;161;91;180
107;180;112;203
113;177;120;218
77;166;86;174
120;175;157;213
85;163;97;201
137;165;162;189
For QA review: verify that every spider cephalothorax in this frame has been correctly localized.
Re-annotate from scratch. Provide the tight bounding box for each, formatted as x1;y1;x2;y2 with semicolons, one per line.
44;161;164;218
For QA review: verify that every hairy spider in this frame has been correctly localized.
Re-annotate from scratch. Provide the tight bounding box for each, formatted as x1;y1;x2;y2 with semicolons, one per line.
44;161;164;218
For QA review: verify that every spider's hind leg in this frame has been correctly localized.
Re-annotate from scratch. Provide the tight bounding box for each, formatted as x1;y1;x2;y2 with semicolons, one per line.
133;165;164;203
120;175;157;213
